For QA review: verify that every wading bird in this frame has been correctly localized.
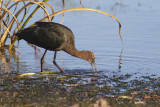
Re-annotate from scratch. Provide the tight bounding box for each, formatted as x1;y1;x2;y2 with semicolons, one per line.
16;22;98;73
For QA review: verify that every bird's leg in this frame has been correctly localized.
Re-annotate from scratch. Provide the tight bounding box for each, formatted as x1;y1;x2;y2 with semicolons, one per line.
41;49;47;72
91;63;95;72
91;62;99;73
53;51;64;73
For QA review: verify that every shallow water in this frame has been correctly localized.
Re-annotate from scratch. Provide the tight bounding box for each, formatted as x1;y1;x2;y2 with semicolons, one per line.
5;0;159;76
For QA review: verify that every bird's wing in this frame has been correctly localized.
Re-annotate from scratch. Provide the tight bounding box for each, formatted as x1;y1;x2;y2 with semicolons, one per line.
35;22;72;33
16;22;74;51
15;26;36;40
35;22;51;27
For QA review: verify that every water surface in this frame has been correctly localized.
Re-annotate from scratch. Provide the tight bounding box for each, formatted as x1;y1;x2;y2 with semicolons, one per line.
1;0;160;76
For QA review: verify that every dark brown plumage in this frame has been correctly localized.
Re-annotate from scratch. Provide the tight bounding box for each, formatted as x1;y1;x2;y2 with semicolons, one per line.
16;22;98;73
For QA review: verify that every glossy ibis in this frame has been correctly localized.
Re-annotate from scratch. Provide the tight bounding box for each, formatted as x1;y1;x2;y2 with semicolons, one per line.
16;22;98;73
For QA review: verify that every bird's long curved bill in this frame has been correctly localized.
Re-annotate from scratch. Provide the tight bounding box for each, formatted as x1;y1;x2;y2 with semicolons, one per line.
91;62;99;73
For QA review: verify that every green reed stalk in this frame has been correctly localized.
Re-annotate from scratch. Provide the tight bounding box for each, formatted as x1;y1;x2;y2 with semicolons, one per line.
20;0;49;30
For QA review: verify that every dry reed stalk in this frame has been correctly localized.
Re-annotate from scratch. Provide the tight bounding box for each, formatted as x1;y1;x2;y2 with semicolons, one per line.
1;0;52;49
60;0;65;24
39;8;123;43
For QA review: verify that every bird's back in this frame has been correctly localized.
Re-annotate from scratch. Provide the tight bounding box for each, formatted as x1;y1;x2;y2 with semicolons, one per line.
16;22;75;51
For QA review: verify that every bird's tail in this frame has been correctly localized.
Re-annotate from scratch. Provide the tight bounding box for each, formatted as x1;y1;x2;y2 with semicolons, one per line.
15;30;23;40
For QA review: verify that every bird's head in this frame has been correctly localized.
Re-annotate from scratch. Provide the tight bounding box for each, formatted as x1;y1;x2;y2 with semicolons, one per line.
82;51;99;72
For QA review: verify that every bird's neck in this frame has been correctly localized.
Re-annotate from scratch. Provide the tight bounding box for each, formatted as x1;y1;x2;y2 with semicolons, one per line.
63;46;88;61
